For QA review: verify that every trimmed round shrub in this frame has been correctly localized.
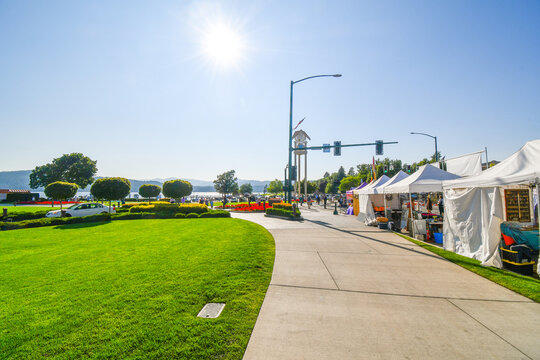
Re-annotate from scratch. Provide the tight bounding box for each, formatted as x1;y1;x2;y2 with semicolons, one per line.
139;184;161;200
91;177;131;201
162;180;193;201
174;213;187;219
44;181;78;203
185;213;199;218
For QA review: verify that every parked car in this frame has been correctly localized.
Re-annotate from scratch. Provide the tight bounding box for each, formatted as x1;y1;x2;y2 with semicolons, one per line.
45;203;115;218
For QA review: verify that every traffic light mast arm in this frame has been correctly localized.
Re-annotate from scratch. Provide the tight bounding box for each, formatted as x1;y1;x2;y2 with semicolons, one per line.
292;141;398;151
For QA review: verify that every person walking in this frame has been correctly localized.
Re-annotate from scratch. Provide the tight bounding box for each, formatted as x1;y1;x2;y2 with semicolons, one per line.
437;196;444;217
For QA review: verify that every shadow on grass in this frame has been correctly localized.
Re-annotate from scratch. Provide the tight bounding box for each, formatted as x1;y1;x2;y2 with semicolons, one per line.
54;221;110;230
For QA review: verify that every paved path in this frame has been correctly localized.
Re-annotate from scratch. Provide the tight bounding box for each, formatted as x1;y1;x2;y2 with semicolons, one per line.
233;206;540;360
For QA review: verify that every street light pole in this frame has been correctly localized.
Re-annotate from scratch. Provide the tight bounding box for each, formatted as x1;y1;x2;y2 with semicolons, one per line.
287;74;341;203
410;132;438;163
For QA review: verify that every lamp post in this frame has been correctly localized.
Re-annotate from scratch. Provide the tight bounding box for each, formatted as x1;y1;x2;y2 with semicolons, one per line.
287;74;342;203
410;132;438;163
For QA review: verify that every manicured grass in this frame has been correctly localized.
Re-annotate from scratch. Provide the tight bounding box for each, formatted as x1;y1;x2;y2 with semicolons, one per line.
0;219;275;359
1;206;56;213
396;233;540;303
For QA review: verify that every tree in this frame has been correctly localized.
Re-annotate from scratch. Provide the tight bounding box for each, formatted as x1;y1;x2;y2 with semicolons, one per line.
44;181;78;214
90;177;131;212
213;170;238;207
267;179;283;194
347;167;356;176
139;184;161;201
339;176;361;192
30;153;97;189
163;180;193;201
297;179;317;194
239;183;253;194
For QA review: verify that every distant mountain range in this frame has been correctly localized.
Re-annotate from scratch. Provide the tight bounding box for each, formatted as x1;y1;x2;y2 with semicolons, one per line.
0;170;271;193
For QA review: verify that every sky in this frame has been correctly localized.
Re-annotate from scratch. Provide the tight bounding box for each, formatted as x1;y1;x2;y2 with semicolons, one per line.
1;0;539;181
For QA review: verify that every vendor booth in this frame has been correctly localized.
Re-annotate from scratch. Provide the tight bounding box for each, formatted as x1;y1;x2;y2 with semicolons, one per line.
347;182;367;216
354;176;390;224
383;164;460;239
442;140;540;275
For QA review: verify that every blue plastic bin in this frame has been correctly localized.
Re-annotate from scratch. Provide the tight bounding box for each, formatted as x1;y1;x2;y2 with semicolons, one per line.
433;232;443;244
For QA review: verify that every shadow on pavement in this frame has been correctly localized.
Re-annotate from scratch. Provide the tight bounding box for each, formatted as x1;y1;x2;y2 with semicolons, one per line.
305;219;445;261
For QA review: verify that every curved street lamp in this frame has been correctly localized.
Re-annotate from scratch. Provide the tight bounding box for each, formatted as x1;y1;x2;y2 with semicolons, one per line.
287;74;342;203
410;132;438;163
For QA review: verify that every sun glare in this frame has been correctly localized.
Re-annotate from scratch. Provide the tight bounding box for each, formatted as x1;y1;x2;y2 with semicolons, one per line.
201;23;246;69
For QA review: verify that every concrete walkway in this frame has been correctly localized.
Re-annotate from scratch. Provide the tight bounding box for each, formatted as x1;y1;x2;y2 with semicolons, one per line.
233;206;540;360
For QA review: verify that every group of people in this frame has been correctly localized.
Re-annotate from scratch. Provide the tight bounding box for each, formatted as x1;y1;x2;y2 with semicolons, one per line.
426;195;444;216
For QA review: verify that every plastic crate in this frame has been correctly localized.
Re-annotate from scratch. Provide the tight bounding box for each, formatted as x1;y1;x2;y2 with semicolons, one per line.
433;232;443;244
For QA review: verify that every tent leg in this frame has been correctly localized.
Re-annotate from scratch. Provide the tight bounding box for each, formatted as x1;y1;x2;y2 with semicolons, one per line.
409;192;414;238
536;180;540;277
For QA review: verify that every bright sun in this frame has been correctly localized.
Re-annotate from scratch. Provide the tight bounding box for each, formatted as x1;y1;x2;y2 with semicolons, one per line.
201;23;246;68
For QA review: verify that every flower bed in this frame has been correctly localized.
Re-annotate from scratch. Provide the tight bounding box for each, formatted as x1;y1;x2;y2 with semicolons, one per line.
16;201;80;205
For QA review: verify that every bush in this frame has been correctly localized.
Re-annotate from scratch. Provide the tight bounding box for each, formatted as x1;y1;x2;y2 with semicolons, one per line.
272;203;293;210
129;203;208;214
0;213;111;230
174;213;187;219
265;208;301;218
199;210;231;218
139;184;161;200
186;213;199;218
0;210;50;222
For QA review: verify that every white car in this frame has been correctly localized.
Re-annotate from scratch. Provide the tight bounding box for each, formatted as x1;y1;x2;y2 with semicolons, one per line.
45;203;115;218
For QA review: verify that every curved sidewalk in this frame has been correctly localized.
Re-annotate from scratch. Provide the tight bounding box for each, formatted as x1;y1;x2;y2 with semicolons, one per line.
233;207;540;360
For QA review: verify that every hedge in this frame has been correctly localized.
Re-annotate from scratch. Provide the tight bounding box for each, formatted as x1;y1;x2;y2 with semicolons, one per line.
0;209;231;231
0;210;50;222
0;213;111;230
129;203;208;214
265;207;301;218
272;203;293;210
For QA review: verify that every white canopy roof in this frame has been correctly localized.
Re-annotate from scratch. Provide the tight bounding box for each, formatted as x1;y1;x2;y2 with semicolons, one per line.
383;164;460;194
354;175;390;195
443;139;540;189
372;170;409;194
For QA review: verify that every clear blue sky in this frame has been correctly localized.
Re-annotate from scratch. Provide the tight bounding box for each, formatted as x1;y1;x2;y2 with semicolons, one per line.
1;0;539;181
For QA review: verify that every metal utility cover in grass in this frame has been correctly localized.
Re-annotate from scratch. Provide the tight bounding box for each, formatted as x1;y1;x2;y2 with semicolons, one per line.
197;303;226;318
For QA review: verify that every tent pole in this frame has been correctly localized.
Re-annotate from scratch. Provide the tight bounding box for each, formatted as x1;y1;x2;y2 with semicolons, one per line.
485;147;489;169
409;192;414;238
384;194;387;219
536;179;540;277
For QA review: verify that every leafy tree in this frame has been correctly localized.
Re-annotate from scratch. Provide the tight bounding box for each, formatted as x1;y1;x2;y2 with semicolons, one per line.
297;179;317;194
90;177;131;212
325;181;336;194
30;153;97;189
267;179;283;194
139;184;161;201
339;176;361;192
44;181;78;214
163;180;193;201
239;183;253;194
323;172;330;179
213;170;238;206
347;167;356;176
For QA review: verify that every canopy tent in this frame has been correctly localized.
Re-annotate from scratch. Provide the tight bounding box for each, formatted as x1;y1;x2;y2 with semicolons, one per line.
442;140;540;270
355;175;390;224
354;175;390;195
383;164;460;194
372;170;409;194
445;150;484;177
346;182;367;196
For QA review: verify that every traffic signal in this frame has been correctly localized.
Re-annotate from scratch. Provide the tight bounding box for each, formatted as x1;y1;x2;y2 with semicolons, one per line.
375;140;383;155
334;141;341;156
383;165;388;173
290;166;297;180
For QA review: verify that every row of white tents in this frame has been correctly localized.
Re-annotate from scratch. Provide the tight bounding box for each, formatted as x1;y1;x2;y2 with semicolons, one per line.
354;139;540;273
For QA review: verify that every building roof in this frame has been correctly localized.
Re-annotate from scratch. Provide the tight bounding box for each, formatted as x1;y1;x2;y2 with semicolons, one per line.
0;189;31;194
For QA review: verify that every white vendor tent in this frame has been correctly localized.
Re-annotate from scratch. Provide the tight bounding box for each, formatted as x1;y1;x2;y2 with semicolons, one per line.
355;175;390;224
442;139;540;270
372;170;409;194
445;150;484;177
383;164;460;194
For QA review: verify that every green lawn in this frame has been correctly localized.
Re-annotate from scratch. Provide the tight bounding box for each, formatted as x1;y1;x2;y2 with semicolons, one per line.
0;219;275;359
1;206;56;213
396;234;540;303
